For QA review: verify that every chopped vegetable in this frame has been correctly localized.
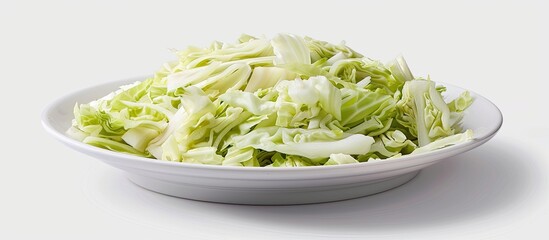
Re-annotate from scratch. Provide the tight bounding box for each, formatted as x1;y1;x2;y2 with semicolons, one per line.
68;33;474;167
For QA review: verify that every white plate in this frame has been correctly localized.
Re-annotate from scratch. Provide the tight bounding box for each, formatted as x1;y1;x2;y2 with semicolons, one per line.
42;77;502;205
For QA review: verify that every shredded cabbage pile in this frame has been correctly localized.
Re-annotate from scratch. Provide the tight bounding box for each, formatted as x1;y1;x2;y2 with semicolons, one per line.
68;33;473;167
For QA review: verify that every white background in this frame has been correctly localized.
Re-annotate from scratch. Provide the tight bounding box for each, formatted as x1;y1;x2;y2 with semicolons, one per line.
1;0;547;239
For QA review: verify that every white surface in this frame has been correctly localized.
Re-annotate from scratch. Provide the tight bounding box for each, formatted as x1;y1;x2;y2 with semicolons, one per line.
41;77;501;205
1;0;547;239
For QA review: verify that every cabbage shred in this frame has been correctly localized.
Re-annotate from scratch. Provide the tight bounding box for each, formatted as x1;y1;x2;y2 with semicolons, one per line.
68;33;473;167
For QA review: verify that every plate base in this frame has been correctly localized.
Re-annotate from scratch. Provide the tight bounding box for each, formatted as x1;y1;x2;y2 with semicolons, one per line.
127;170;420;205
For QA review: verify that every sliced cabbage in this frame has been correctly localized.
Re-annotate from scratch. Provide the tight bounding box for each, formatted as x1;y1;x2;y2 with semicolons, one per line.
267;154;316;167
325;153;359;165
358;130;417;161
232;127;374;159
412;129;473;154
68;33;474;167
340;87;396;128
304;36;363;63
271;33;311;65
395;80;473;147
244;67;296;92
